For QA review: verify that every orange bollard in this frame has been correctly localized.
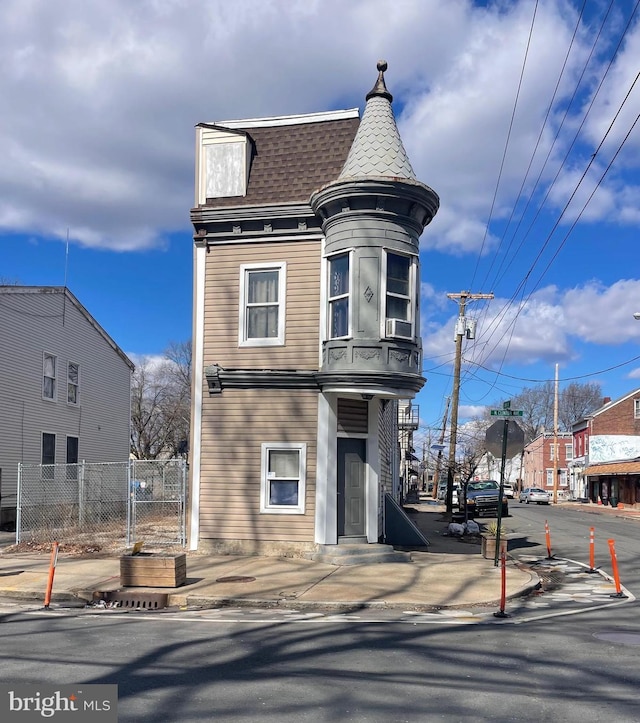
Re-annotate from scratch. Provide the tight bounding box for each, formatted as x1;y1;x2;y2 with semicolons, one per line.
607;539;627;598
588;527;597;573
493;549;510;619
43;541;59;609
545;520;553;559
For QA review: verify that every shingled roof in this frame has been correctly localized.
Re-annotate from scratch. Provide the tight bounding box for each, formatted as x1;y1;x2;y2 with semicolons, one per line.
205;115;359;208
338;61;416;181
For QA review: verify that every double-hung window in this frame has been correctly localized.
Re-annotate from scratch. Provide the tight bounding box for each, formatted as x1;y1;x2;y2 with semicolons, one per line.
67;362;79;405
66;436;79;481
385;252;415;339
635;399;640;419
43;353;57;400
239;263;286;346
328;253;350;339
260;443;306;514
42;432;56;481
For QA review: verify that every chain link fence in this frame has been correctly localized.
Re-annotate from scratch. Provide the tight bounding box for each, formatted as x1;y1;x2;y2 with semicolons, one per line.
17;459;187;549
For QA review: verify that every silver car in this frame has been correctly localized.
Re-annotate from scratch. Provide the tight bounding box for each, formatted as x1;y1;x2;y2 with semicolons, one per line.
519;487;551;504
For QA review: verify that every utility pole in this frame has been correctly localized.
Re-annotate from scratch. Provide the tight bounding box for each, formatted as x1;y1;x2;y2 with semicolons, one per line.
445;291;494;516
553;362;559;504
433;396;450;499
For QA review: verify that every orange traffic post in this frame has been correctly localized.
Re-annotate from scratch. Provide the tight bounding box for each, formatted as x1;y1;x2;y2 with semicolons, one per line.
43;541;59;609
493;549;510;619
545;520;553;559
607;539;627;599
587;527;597;573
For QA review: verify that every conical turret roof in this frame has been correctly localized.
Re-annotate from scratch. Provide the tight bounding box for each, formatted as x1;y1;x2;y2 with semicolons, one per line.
338;61;416;181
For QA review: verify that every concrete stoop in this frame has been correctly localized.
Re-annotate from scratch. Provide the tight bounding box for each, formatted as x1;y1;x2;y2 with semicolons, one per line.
306;543;412;566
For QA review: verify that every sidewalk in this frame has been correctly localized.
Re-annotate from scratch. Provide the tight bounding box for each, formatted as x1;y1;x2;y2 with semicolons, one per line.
0;499;634;613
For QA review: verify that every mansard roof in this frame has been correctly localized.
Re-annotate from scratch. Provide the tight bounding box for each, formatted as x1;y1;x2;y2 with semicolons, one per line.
204;111;359;208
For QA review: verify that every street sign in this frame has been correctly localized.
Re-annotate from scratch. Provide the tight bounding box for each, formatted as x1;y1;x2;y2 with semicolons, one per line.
485;419;525;459
490;409;523;416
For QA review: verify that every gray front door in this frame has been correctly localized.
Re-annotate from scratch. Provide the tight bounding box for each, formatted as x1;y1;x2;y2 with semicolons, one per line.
337;438;366;537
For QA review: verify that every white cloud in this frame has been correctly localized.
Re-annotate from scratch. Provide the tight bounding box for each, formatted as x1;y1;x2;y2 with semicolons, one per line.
1;0;637;252
423;278;640;372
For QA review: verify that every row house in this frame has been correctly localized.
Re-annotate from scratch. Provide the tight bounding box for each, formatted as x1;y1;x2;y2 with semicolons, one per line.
571;388;640;507
522;432;573;498
188;62;439;557
0;286;133;529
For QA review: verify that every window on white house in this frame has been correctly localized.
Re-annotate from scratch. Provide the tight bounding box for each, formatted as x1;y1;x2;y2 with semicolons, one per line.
43;353;56;400
260;443;306;514
42;432;55;481
328;253;350;339
67;362;79;405
385;252;415;339
239;263;286;346
66;436;79;481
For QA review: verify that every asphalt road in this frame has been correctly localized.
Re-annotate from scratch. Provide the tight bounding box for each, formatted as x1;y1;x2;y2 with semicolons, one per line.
1;505;639;722
506;502;640;586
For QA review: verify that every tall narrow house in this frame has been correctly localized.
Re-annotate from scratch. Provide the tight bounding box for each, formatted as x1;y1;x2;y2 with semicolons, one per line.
189;62;439;556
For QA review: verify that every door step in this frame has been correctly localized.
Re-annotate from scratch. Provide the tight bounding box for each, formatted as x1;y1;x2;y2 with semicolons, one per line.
306;543;412;566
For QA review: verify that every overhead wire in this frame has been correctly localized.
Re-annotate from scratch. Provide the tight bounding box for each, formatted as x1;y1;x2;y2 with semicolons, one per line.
446;1;640;409
468;0;540;290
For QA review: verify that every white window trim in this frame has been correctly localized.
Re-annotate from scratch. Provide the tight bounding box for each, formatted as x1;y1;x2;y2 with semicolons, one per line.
238;262;286;347
42;352;57;401
635;398;640;419
260;442;306;514
326;251;352;340
382;250;417;339
67;361;80;406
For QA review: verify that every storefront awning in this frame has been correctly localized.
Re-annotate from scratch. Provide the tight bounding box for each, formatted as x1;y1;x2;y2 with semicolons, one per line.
584;459;640;476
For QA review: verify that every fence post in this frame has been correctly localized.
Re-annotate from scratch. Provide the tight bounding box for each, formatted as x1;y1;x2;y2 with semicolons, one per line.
78;460;85;528
16;462;22;544
126;459;133;548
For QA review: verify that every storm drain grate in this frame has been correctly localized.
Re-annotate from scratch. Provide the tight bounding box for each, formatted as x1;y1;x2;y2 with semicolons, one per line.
216;576;256;583
92;591;168;609
532;568;566;592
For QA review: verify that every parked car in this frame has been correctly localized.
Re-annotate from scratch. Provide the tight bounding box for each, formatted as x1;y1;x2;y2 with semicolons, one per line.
503;483;515;499
519;487;551;504
461;480;509;518
437;482;459;506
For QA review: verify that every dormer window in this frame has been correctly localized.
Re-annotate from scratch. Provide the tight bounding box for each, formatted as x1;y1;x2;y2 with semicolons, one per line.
196;125;251;205
385;252;416;339
205;141;247;198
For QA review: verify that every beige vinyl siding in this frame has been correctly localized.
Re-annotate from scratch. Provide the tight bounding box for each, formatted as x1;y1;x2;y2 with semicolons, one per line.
199;389;318;542
203;240;321;370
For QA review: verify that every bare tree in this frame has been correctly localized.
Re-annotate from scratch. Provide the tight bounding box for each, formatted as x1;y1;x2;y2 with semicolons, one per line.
497;380;603;442
130;341;192;460
558;382;603;431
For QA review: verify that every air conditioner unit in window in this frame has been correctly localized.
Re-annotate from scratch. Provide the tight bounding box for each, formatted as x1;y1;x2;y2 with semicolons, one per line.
386;318;413;339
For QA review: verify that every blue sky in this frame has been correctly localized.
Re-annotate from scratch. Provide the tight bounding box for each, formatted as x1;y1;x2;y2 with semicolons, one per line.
2;0;640;442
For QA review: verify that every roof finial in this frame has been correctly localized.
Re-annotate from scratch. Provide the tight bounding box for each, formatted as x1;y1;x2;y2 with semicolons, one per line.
366;59;393;103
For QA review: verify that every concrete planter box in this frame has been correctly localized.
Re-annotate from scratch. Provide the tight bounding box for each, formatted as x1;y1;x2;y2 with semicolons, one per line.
120;553;187;588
